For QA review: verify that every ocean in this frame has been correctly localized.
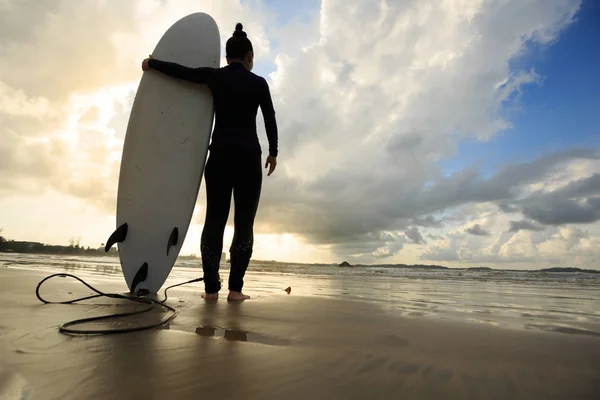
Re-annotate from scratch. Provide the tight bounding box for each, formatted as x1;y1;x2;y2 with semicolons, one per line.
2;252;600;336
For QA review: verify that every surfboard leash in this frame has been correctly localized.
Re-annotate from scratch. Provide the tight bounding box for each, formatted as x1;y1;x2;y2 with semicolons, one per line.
35;273;203;336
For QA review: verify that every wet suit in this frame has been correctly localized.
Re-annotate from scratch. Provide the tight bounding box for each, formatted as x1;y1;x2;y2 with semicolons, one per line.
148;58;278;293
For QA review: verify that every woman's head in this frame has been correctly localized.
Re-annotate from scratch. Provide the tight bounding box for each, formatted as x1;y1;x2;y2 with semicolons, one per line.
226;23;254;71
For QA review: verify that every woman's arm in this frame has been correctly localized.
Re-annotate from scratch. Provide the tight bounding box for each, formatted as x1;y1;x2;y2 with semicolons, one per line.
259;77;278;158
146;58;216;84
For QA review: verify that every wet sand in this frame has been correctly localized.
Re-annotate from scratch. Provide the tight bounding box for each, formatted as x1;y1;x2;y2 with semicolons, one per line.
1;266;600;399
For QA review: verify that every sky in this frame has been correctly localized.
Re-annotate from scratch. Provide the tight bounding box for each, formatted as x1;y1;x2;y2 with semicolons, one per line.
0;0;599;269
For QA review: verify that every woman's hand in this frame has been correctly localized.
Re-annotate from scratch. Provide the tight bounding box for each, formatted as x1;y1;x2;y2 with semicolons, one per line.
265;155;277;176
142;55;153;71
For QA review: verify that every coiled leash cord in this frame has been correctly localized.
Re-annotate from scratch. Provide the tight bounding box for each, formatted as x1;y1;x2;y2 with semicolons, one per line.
35;273;202;336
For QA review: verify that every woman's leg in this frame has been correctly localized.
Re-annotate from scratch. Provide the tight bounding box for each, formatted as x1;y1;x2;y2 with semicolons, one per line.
228;153;262;296
200;152;233;295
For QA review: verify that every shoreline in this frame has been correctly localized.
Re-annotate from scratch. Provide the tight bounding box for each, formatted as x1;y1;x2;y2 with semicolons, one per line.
2;253;600;337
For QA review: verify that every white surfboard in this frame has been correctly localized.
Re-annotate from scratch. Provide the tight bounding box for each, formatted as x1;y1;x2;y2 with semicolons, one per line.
105;12;220;294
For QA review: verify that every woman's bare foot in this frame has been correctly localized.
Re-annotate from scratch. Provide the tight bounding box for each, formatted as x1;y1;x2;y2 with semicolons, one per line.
202;292;219;301
227;291;250;301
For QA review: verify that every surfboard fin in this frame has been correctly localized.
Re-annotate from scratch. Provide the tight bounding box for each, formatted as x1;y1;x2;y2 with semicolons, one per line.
105;223;128;252
167;227;179;255
131;262;148;295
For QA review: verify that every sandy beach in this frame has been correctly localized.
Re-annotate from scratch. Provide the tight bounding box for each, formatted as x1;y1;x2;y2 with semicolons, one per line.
1;256;600;399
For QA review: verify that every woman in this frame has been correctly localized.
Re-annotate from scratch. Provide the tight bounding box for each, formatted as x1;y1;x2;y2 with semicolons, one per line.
142;23;278;301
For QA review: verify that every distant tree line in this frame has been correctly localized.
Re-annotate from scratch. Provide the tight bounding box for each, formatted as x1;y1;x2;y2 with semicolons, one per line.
0;228;117;256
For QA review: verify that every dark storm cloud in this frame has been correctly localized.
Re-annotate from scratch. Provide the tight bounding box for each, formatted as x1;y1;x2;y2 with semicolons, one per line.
508;220;545;232
466;224;491;236
404;226;426;244
522;197;600;225
509;173;600;225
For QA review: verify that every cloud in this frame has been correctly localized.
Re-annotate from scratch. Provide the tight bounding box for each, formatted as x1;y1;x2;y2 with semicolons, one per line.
522;197;600;226
0;0;273;202
466;224;491;236
410;215;444;228
419;192;600;267
255;0;584;258
508;220;545;232
427;234;444;241
0;81;58;119
0;0;273;100
0;129;69;194
517;174;600;225
420;223;595;267
404;226;426;244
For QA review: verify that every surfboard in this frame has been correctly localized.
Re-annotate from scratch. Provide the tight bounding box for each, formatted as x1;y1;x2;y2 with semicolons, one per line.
105;12;220;294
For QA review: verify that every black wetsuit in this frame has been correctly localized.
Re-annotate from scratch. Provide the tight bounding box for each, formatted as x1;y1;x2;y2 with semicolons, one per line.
148;59;278;293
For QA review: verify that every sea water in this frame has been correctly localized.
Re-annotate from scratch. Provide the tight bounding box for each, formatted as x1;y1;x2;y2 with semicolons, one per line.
2;253;599;336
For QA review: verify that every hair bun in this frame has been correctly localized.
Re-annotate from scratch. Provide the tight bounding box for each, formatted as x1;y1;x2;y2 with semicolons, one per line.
233;22;247;38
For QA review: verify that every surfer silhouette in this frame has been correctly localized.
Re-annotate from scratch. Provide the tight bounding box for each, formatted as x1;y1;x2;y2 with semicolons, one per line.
141;23;278;301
